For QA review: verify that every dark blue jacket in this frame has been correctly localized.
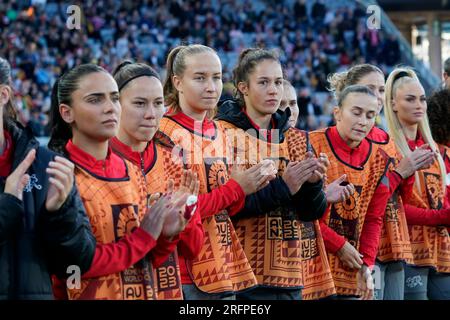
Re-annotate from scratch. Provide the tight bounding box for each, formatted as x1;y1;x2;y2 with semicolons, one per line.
216;99;327;222
0;121;96;299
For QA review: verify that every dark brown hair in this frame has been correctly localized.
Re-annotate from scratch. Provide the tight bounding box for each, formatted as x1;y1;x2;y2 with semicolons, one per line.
427;88;450;145
232;48;280;107
113;60;160;91
48;64;108;154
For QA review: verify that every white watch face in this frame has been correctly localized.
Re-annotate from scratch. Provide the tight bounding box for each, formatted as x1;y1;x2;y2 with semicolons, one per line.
186;195;198;206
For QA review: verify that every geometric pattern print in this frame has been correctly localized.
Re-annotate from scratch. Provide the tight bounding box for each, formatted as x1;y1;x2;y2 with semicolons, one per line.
328;185;364;248
376;140;414;263
309;128;389;296
67;161;156;300
155;143;185;190
159;117;257;294
406;157;450;273
377;190;414;263
189;214;258;293
300;221;337;300
153;251;182;300
219;122;306;289
285;128;336;299
147;144;184;300
234;210;304;289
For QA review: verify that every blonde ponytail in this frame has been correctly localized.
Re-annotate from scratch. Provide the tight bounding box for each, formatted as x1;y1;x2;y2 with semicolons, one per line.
384;67;447;194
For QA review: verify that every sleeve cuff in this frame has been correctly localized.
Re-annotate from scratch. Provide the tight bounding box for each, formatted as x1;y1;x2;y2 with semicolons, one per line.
157;233;180;246
362;255;375;268
328;236;346;254
0;193;24;221
392;170;403;180
134;226;157;245
276;177;294;200
401;174;415;191
319;217;347;254
226;178;245;200
304;179;324;190
0;192;23;208
41;186;76;218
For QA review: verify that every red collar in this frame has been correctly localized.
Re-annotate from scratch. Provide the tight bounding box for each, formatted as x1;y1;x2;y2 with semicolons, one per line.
366;126;389;144
328;126;371;168
242;108;276;142
169;112;216;139
406;131;425;151
0;130;14;177
110;136;156;172
66;140;127;179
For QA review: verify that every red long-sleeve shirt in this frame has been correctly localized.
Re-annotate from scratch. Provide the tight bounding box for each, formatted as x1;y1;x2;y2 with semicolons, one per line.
167;112;246;284
402;134;450;226
177;211;204;284
110;136;207;284
52;226;159;299
169;112;246;218
366;126;415;198
319;127;391;267
65;140;179;278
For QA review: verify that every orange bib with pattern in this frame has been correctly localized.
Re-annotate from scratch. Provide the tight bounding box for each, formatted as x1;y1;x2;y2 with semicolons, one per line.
219;121;306;289
159;116;257;294
372;138;414;264
146;141;184;300
67;159;155;300
438;144;450;205
285;128;336;300
405;144;450;273
309;128;390;296
112;137;185;300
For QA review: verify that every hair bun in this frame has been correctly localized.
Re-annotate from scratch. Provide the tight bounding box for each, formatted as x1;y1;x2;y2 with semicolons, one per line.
239;48;258;61
113;60;134;76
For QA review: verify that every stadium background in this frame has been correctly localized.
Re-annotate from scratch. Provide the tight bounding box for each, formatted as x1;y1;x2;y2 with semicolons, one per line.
0;0;449;146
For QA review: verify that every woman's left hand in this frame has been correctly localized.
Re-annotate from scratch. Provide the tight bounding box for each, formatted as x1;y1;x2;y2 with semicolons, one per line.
325;174;355;203
307;152;329;183
160;189;190;239
45;156;75;212
357;265;374;300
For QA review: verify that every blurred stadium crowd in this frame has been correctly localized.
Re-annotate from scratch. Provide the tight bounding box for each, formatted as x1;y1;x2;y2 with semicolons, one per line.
0;0;401;136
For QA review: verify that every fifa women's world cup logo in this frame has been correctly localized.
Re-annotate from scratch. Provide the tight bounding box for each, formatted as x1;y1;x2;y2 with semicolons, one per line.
328;186;363;247
424;173;443;210
112;204;140;240
335;186;362;221
204;158;232;246
205;158;229;191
